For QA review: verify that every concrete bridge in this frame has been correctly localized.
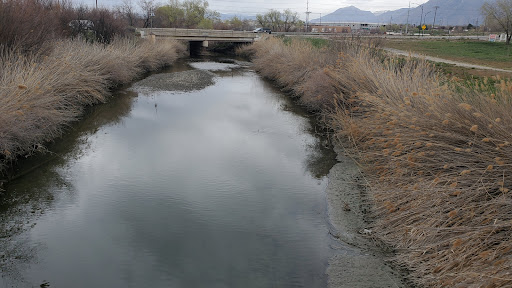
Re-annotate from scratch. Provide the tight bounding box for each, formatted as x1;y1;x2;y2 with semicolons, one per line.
138;28;260;48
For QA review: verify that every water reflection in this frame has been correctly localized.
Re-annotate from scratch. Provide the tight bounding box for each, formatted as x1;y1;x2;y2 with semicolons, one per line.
0;90;137;285
304;139;338;180
273;90;338;180
6;89;136;181
0;59;337;288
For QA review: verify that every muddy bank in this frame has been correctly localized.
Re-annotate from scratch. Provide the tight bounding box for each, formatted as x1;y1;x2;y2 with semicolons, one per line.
133;59;252;92
326;146;408;288
135;69;215;92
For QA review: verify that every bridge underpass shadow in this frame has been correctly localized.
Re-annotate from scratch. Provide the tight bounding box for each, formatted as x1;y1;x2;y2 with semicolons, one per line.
189;41;207;56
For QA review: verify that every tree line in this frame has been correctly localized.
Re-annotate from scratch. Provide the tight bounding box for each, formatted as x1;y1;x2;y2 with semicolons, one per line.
0;0;306;52
121;0;302;31
256;9;302;32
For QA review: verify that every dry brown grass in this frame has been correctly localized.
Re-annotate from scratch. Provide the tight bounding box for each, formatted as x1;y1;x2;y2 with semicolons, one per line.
251;37;512;287
248;37;341;110
0;39;185;174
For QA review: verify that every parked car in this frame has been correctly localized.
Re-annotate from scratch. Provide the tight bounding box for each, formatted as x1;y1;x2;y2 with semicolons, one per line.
253;27;271;34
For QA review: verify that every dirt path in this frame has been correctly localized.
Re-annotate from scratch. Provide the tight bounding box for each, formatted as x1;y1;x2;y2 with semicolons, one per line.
383;47;512;73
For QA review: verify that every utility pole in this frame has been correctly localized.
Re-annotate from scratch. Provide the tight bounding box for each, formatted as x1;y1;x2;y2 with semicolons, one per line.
306;0;311;33
149;7;154;32
432;6;439;29
95;0;97;9
405;1;410;34
419;4;423;36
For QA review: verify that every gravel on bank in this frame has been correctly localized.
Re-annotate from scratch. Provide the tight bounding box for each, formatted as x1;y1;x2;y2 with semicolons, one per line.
134;70;215;92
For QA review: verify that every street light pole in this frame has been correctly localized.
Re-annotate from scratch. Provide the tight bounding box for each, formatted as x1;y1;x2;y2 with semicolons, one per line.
424;11;431;26
423;11;431;35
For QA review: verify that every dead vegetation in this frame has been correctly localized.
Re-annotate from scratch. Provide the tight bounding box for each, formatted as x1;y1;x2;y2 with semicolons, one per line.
0;0;130;52
241;37;340;110
0;39;185;174
248;36;512;287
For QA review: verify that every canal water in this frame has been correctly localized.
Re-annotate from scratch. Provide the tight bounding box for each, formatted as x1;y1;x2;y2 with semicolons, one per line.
0;58;338;287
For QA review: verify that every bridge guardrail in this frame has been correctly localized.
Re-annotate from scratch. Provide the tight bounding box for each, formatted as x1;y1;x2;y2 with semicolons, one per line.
139;28;255;39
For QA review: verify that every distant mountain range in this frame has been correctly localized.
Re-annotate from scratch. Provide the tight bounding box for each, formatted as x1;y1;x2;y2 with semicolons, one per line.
311;0;491;26
219;14;257;21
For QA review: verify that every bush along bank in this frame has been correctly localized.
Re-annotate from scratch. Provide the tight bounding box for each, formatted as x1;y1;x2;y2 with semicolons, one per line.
0;39;186;177
247;37;512;287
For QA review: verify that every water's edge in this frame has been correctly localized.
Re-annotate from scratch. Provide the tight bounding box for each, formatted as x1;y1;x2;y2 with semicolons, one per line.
325;145;408;287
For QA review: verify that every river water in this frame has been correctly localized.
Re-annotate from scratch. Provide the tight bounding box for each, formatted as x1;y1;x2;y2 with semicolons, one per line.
0;58;339;287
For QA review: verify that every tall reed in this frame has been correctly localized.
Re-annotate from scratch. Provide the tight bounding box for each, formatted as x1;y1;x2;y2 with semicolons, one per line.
0;39;185;174
250;37;512;287
248;37;340;110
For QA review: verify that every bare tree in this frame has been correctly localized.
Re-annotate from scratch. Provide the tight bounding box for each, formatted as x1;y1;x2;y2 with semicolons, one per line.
256;14;269;29
119;0;137;26
282;9;299;32
267;10;282;32
139;0;155;28
482;0;512;44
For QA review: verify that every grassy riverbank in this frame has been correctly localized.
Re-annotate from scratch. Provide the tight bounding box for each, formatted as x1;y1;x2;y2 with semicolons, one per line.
0;39;185;176
246;37;512;287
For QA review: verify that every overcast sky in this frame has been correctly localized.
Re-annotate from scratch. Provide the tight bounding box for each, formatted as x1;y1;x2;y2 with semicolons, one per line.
83;0;429;17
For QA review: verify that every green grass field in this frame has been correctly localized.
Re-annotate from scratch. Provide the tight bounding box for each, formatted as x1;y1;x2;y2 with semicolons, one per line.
384;39;512;70
281;36;329;48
